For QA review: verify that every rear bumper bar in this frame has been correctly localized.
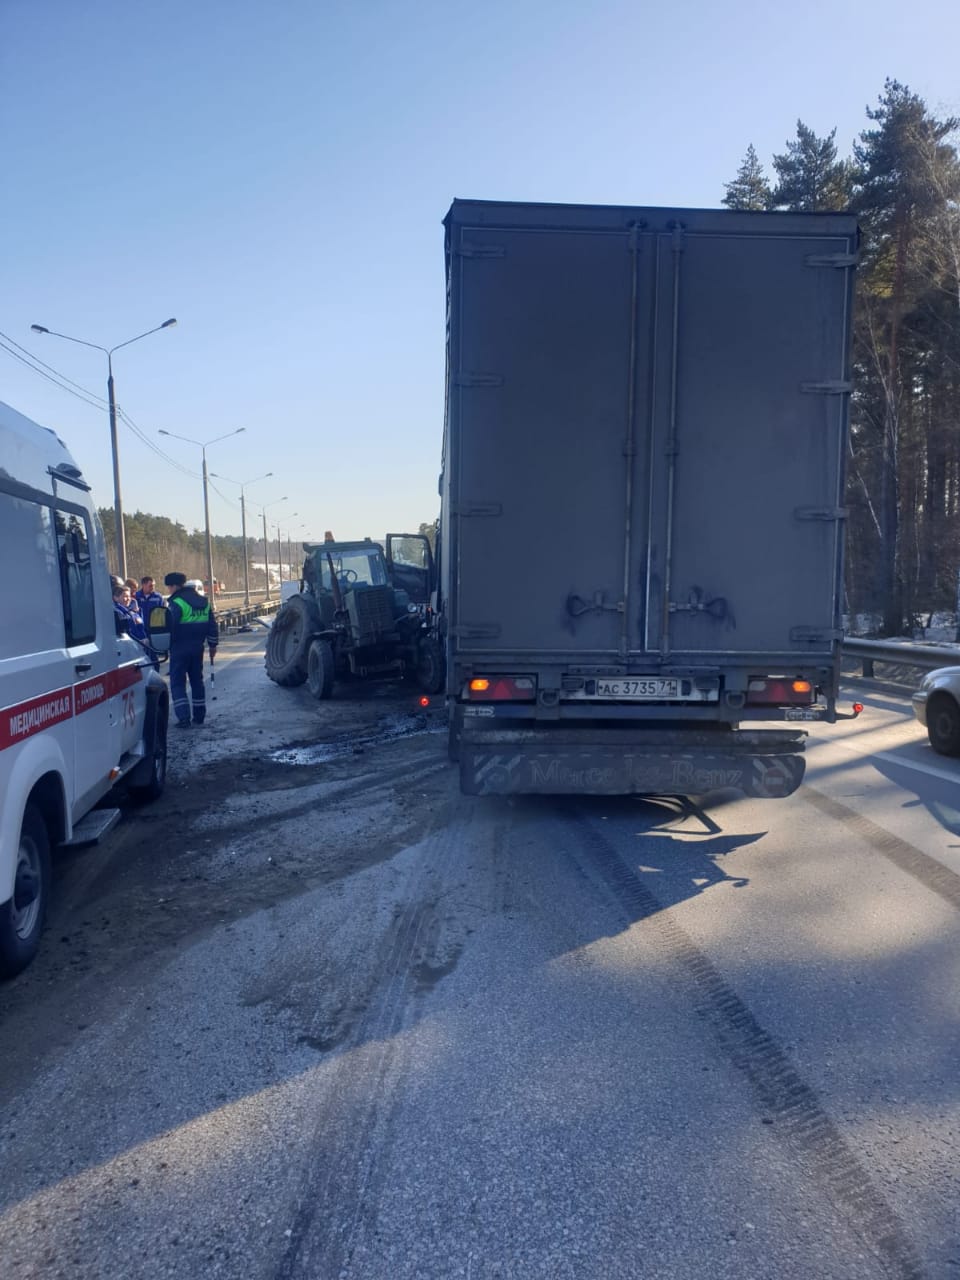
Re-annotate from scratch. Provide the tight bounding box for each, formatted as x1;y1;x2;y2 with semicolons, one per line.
459;725;807;799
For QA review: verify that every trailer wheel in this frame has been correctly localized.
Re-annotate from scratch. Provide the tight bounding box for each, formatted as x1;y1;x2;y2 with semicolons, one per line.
927;692;960;755
447;705;463;763
0;804;51;978
415;637;445;695
306;639;336;700
265;595;316;686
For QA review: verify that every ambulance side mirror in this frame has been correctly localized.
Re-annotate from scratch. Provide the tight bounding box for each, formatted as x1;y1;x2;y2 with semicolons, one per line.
147;605;171;654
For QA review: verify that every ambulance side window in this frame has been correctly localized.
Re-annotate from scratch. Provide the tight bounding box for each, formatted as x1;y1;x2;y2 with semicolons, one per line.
55;510;96;646
0;492;64;659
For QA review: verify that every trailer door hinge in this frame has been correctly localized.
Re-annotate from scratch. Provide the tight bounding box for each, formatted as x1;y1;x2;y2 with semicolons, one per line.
453;622;502;639
805;252;859;268
457;243;505;259
454;372;503;387
450;502;502;518
795;506;848;522
790;625;843;643
800;380;853;395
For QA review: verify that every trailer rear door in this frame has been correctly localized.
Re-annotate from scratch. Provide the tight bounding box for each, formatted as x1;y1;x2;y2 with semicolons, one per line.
447;207;855;665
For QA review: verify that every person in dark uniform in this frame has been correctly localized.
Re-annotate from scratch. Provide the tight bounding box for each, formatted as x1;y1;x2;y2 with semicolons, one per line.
163;572;219;728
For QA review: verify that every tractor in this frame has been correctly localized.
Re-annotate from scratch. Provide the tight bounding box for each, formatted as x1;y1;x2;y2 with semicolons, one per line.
264;533;443;698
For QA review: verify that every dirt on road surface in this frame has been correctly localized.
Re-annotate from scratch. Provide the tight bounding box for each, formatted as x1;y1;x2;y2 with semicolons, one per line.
0;633;451;1097
1;637;958;1279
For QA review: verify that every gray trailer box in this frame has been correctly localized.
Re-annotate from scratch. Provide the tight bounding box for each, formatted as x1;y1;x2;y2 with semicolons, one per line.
440;199;858;798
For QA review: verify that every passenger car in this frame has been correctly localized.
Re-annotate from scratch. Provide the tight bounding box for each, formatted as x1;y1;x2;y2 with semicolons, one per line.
912;667;960;754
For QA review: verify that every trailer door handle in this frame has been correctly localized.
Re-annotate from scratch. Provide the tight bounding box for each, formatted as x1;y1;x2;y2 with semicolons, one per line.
74;662;92;674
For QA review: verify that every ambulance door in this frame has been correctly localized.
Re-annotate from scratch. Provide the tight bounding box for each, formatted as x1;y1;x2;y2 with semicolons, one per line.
54;508;123;811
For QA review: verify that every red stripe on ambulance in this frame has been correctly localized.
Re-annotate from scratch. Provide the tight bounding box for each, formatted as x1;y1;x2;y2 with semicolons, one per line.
0;663;145;748
1;687;74;750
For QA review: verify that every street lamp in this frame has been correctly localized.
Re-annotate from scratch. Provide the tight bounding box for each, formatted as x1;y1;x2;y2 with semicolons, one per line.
210;470;272;608
158;427;245;603
275;514;298;587
259;497;288;600
287;523;309;584
30;317;177;578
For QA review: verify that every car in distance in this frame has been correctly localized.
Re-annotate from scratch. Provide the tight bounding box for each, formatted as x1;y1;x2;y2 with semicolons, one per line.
913;667;960;754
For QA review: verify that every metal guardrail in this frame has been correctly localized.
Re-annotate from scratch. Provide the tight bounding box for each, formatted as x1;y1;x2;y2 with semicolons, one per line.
218;598;282;632
843;637;960;678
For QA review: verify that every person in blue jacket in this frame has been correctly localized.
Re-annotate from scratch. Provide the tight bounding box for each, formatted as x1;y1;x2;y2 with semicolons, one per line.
163;572;219;728
136;575;164;622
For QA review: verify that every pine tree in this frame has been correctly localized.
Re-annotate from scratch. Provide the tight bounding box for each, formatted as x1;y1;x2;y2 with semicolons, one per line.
771;121;852;211
849;79;960;632
721;145;773;211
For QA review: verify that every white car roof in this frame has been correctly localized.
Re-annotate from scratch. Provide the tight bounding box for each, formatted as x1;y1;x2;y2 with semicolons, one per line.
0;401;86;495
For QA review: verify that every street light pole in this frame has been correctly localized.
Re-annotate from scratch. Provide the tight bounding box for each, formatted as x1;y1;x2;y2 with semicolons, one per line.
158;427;245;601
259;497;288;599
277;515;298;589
31;318;177;578
287;524;308;585
210;471;273;608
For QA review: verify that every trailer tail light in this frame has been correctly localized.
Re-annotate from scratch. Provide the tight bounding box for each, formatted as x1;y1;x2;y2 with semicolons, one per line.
746;677;816;706
466;676;536;701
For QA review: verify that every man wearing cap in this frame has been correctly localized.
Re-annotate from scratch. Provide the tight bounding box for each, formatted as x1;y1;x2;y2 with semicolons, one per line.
163;572;219;728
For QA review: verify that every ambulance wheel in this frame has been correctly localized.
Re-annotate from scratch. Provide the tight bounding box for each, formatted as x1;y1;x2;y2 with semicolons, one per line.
0;804;51;978
306;639;335;700
130;695;169;804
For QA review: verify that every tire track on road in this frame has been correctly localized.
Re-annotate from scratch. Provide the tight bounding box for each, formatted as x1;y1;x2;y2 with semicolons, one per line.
568;809;926;1280
271;801;477;1280
803;785;960;913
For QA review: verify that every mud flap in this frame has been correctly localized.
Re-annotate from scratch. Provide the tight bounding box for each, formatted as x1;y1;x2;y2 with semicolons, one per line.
459;727;806;798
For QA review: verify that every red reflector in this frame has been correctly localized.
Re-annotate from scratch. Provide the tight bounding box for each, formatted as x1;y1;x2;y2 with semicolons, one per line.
419;696;430;708
853;702;864;715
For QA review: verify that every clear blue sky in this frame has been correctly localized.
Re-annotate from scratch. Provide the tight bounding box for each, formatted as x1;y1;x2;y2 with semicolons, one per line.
2;0;958;553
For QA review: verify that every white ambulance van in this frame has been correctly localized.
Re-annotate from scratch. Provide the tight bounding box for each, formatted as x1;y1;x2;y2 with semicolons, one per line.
0;403;169;976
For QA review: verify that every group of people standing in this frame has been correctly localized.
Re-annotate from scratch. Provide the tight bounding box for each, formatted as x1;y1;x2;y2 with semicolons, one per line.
111;573;219;729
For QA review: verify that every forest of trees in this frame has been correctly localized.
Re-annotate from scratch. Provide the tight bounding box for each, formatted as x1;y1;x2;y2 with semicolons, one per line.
99;509;298;592
724;79;960;633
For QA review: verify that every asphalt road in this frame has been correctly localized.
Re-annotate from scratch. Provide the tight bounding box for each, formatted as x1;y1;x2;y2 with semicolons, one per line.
1;639;959;1279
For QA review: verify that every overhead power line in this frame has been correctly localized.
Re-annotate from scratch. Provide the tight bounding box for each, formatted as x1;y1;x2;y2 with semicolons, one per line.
116;407;199;479
0;334;106;411
0;329;109;406
0;327;213;482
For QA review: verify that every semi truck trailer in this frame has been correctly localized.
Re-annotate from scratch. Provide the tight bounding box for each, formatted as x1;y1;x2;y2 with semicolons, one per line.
439;198;860;798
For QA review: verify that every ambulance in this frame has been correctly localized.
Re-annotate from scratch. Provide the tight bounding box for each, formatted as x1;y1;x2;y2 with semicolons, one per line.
0;403;169;976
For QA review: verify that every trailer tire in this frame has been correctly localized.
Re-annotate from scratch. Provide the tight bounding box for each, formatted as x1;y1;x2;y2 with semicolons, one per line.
306;639;336;700
447;706;463;763
415;637;445;696
0;804;51;978
265;595;317;687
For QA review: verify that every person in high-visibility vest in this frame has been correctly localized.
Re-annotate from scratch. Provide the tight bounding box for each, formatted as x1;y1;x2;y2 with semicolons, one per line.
163;572;219;728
